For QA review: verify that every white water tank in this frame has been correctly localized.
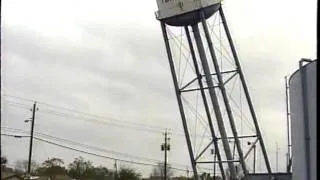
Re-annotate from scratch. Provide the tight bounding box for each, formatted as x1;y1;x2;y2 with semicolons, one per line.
155;0;221;26
289;59;317;180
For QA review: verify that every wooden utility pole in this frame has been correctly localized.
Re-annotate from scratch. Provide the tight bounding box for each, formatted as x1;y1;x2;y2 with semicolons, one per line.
114;159;118;180
27;102;37;176
161;130;170;180
276;143;279;172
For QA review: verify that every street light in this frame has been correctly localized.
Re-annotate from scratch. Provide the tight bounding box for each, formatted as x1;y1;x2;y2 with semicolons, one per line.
24;119;32;123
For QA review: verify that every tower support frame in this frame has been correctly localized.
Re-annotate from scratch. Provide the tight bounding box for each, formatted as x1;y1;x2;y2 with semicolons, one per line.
159;6;272;180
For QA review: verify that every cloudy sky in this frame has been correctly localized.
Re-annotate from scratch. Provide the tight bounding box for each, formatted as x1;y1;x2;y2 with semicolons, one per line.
1;0;317;177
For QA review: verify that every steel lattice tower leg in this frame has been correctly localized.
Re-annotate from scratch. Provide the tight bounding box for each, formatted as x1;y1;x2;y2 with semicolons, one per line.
191;23;237;179
159;5;272;180
199;10;248;177
160;21;200;180
218;7;272;175
184;25;226;180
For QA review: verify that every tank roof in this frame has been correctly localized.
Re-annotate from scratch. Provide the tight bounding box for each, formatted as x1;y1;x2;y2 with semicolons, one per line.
288;59;317;84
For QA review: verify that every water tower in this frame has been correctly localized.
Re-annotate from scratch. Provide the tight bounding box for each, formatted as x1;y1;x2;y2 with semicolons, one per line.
155;0;272;179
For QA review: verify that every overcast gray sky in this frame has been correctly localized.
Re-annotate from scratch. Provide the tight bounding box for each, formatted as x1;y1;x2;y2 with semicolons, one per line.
1;0;317;177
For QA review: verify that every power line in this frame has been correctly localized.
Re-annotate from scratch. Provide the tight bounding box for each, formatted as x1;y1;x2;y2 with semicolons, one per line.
35;136;215;174
37;133;161;163
3;95;168;131
1;128;172;164
1;127;216;173
2;99;166;135
1;133;30;138
34;136;158;166
1;132;211;174
2;95;174;134
1;100;164;136
1;127;160;163
2;98;208;139
37;109;164;134
2;100;32;110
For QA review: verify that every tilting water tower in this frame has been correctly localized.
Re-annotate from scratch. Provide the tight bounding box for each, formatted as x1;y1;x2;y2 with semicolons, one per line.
155;0;272;179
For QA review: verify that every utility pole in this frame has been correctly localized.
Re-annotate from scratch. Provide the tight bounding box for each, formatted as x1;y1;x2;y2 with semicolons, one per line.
276;143;279;172
27;102;37;176
161;130;170;180
186;167;189;179
114;159;118;180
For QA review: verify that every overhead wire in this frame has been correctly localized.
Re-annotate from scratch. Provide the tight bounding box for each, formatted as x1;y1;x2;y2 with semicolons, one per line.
2;100;227;170
2;96;180;135
0;127;200;170
1;127;160;163
3;95;219;139
3;95;167;131
3;100;32;110
2;131;215;174
37;109;164;135
1;98;211;141
33;135;216;174
1;127;30;134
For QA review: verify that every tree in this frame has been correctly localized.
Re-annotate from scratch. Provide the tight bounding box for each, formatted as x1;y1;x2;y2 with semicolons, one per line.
89;166;113;180
14;160;37;174
150;163;174;179
1;156;8;172
68;156;94;180
1;157;8;165
200;172;210;180
43;158;64;167
199;173;222;180
173;176;193;180
36;158;66;180
117;167;141;180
